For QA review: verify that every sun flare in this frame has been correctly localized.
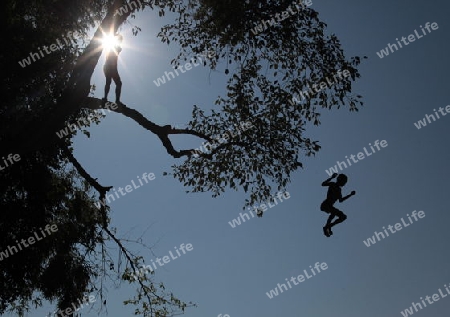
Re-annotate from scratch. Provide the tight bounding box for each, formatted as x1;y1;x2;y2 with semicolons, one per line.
101;33;119;51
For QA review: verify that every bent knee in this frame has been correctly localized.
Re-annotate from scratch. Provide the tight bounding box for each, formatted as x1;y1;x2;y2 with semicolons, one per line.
340;214;347;221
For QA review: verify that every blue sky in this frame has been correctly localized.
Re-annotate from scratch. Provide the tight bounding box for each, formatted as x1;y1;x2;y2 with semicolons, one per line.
16;0;450;316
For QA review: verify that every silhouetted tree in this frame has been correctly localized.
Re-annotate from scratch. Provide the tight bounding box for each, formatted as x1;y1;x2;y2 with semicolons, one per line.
1;0;364;315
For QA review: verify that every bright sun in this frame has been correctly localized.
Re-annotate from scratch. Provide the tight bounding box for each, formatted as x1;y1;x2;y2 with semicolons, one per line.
102;33;119;50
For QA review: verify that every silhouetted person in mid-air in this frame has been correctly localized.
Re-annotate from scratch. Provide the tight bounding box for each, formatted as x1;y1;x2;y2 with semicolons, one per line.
102;34;123;105
320;173;355;237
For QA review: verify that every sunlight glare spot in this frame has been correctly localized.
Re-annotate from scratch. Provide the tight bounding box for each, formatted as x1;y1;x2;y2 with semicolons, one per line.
102;33;119;51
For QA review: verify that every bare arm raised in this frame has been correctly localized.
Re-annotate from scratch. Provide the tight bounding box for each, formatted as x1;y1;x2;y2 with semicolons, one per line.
322;173;338;186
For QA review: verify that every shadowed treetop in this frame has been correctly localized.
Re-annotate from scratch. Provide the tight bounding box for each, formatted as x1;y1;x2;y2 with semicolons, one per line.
1;0;364;315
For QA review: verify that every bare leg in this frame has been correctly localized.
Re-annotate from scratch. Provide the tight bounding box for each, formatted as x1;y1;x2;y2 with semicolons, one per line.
326;214;347;236
329;213;347;228
326;214;335;227
112;72;122;104
115;79;122;103
104;77;111;100
324;214;335;236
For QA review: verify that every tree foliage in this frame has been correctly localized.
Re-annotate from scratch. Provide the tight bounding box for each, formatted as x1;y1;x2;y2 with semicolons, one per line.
1;0;364;315
159;0;364;206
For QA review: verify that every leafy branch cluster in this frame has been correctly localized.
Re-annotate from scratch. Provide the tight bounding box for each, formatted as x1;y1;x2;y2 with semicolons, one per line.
158;0;364;207
1;0;365;315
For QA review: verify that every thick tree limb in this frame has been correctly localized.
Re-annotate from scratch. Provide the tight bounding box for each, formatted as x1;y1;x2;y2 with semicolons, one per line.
82;97;249;159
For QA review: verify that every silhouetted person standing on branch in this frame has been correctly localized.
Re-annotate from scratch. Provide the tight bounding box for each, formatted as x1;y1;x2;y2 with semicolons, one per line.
320;173;355;237
102;33;123;105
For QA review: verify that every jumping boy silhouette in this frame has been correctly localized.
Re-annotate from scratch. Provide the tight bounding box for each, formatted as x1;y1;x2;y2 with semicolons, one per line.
320;173;355;237
102;34;123;105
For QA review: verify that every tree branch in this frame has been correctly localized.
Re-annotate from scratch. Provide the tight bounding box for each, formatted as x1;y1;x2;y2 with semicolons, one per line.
61;146;113;194
82;97;249;159
2;0;136;159
61;145;178;316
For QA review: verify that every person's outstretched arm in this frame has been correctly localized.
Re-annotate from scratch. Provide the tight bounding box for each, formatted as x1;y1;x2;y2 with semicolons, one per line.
322;173;337;186
339;191;356;202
